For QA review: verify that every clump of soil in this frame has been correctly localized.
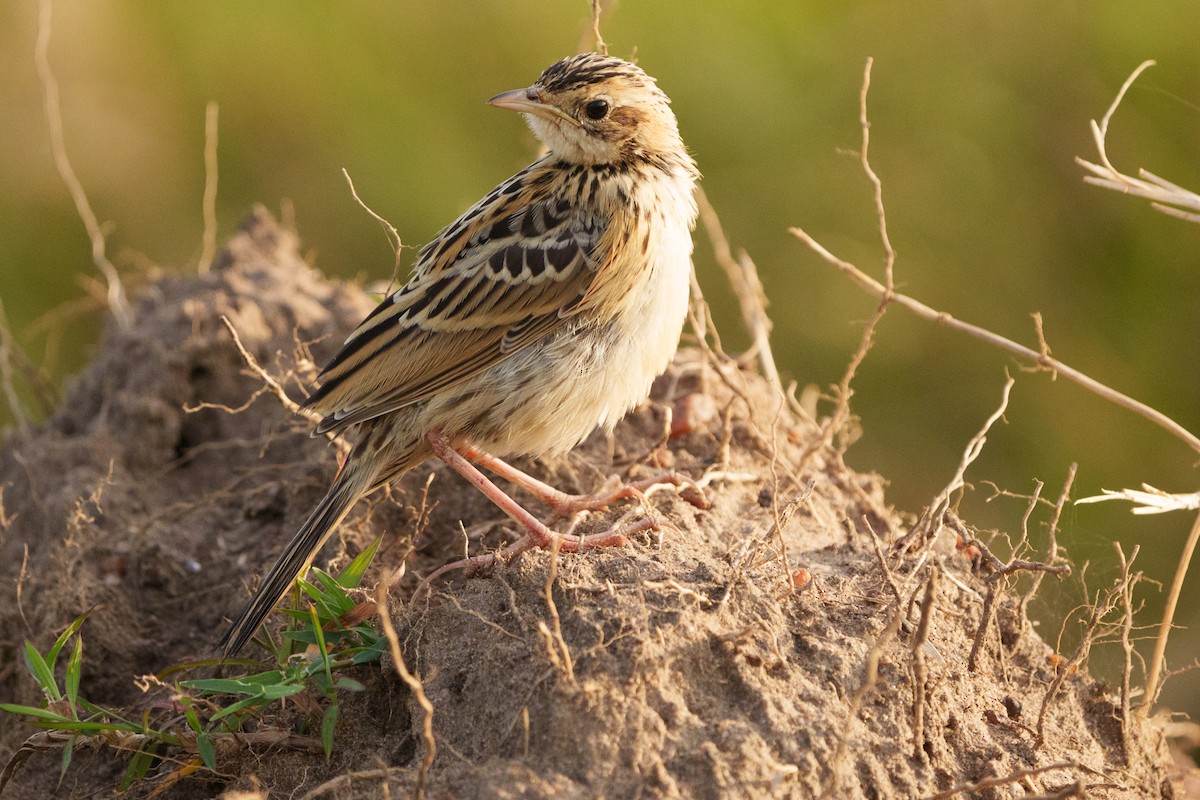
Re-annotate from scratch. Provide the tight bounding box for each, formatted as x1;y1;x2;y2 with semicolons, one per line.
0;208;1184;798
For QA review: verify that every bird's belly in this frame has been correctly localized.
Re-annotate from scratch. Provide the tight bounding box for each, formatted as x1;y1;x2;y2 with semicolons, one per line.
426;247;692;457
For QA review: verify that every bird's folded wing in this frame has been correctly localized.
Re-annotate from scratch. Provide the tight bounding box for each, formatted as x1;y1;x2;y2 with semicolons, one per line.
302;178;608;434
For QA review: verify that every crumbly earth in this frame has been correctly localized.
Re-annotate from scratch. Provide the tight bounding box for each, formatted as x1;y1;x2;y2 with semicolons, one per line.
0;208;1186;798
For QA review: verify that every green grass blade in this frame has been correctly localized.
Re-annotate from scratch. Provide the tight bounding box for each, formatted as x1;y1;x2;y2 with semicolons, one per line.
0;703;71;722
22;641;60;702
46;612;91;670
309;605;334;688
197;732;216;771
259;682;305;701
64;636;83;719
59;735;75;786
181;699;202;734
334;677;365;692
338;536;381;588
321;703;338;759
27;719;134;733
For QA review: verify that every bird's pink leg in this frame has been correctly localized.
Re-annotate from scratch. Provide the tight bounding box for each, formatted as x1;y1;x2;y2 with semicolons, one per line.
427;430;668;552
457;444;705;519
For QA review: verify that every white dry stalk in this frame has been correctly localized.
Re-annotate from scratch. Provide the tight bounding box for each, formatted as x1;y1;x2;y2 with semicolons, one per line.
1077;485;1200;515
1076;60;1200;223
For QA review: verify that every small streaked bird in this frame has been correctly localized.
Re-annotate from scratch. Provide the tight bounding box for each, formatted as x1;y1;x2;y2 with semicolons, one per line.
219;53;700;656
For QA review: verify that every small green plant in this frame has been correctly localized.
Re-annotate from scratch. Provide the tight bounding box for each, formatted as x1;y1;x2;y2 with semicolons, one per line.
0;538;386;792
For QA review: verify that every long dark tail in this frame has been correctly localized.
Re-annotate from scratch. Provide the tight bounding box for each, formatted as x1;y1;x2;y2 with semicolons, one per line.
218;457;376;658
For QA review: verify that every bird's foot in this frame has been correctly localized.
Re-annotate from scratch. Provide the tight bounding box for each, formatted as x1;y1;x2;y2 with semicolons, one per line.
415;510;675;598
458;444;709;519
419;430;685;593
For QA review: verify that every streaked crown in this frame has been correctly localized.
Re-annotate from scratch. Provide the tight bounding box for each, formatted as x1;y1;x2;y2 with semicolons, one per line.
489;53;686;167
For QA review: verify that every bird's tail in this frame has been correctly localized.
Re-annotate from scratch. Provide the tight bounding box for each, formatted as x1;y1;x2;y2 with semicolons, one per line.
218;455;377;658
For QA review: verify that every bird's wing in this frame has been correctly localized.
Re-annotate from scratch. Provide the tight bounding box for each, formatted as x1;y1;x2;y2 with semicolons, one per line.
302;166;608;434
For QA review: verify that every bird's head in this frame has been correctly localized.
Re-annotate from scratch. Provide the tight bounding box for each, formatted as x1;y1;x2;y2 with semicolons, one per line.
488;53;684;167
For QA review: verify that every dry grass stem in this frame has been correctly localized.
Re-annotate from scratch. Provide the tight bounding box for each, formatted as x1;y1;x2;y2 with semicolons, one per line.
199;101;220;274
866;518;902;606
341;169;406;292
1035;563;1133;748
1143;508;1200;712
375;575;435;800
901;373;1015;554
910;567;938;763
924;762;1080;800
298;768;406;800
1019;464;1077;625
539;537;575;682
198;316;351;455
787;229;1200;454
0;301;29;429
1115;543;1140;756
590;0;608;56
858;57;897;291
827;596;906;795
34;0;132;329
814;58;898;460
1077;60;1200;222
717;488;809;610
695;188;783;396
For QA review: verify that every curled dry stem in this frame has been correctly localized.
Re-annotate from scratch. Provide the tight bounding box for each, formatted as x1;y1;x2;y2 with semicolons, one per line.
1077;60;1200;223
34;0;132;329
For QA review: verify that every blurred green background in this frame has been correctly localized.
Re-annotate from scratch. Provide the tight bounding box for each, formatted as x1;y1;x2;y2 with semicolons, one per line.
2;2;1198;714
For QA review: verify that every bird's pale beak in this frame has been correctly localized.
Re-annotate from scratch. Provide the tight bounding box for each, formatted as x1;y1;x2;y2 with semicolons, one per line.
488;88;580;127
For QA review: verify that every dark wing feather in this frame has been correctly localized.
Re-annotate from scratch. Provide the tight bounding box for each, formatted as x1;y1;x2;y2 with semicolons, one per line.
302;162;606;434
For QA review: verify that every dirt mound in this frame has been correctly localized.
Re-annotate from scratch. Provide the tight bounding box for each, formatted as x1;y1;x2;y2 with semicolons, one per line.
0;208;1182;798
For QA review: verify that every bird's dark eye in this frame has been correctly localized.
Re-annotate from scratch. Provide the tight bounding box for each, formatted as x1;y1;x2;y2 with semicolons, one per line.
584;99;610;120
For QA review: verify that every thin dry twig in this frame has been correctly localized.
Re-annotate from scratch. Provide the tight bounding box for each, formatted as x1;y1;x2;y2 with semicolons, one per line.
1019;464;1077;626
827;596;907;796
956;511;1070;672
342;169;406;292
1035;560;1134;748
299;767;407;800
590;0;609;56
0;300;29;428
924;762;1080;800
801;58;897;466
375;575;435;800
200;316;352;454
858;57;897;292
910;567;938;763
199;101;220;274
899;373;1015;555
34;0;132;329
695;188;783;396
1114;542;1140;755
787;229;1200;454
538;537;576;682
